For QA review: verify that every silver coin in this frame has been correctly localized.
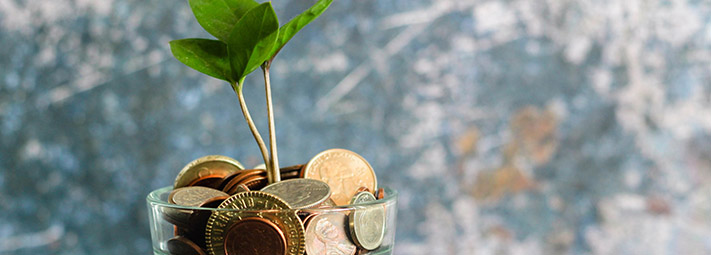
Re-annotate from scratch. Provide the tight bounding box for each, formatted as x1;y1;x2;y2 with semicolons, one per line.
305;213;356;255
348;191;385;250
261;179;331;209
169;186;228;207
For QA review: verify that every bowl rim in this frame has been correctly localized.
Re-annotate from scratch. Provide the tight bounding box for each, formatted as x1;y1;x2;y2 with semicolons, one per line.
146;186;398;213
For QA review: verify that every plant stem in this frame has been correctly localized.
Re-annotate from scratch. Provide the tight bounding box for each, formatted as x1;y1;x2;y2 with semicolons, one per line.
262;62;280;184
231;81;270;173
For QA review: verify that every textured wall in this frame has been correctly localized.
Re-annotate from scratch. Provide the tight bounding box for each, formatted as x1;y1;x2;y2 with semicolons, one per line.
1;0;711;254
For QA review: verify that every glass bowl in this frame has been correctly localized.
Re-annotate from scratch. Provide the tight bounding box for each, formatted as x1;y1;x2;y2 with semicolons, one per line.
146;186;398;255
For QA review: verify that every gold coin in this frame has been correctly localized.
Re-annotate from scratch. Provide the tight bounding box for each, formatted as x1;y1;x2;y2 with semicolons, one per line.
174;155;244;189
302;149;377;206
205;191;305;255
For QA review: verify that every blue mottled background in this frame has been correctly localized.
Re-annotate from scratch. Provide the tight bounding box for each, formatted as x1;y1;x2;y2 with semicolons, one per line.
2;0;711;254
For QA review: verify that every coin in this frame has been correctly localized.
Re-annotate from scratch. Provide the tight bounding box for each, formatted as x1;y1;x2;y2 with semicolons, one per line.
221;169;263;193
252;163;267;170
319;198;337;208
376;188;385;200
216;171;243;191
162;207;191;228
231;183;250;194
348;191;385;250
205;191;305;255
261;179;331;209
169;187;229;207
175;155;244;189
223;217;287;255
167;236;207;255
356;187;371;194
281;171;301;180
279;164;304;175
187;196;229;247
302;149;377;206
188;174;225;189
305;213;357;255
241;175;268;190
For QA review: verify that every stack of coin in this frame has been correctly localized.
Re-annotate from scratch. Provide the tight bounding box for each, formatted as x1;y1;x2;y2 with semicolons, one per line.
163;149;388;255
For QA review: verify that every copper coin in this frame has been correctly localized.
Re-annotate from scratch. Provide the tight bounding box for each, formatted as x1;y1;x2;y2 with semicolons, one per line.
280;171;301;180
304;213;357;255
216;171;243;191
223;217;287;255
174;225;186;236
174;155;244;189
188;174;226;189
221;170;264;194
280;164;304;174
240;175;268;191
356;187;371;194
218;169;264;191
167;236;207;255
301;213;318;226
302;149;377;206
231;183;250;194
376;188;385;200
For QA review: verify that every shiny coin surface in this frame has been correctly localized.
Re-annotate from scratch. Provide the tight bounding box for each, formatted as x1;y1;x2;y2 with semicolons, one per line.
223;217;287;255
216;171;243;191
169;186;229;207
261;179;331;209
167;236;206;255
221;169;263;194
305;213;357;255
348;191;385;250
241;175;268;190
205;191;305;255
175;155;244;189
302;149;377;206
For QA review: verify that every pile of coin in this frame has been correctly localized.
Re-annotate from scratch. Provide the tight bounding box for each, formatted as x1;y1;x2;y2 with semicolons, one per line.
162;148;388;255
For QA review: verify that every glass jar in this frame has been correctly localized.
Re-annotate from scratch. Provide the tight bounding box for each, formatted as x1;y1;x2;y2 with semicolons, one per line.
146;186;397;255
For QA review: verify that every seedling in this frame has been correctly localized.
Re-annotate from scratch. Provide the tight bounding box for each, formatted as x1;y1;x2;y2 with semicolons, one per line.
170;0;333;184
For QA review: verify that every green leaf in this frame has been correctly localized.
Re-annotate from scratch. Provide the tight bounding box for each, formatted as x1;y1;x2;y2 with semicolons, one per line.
227;2;279;82
170;38;231;82
268;0;333;60
189;0;259;42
